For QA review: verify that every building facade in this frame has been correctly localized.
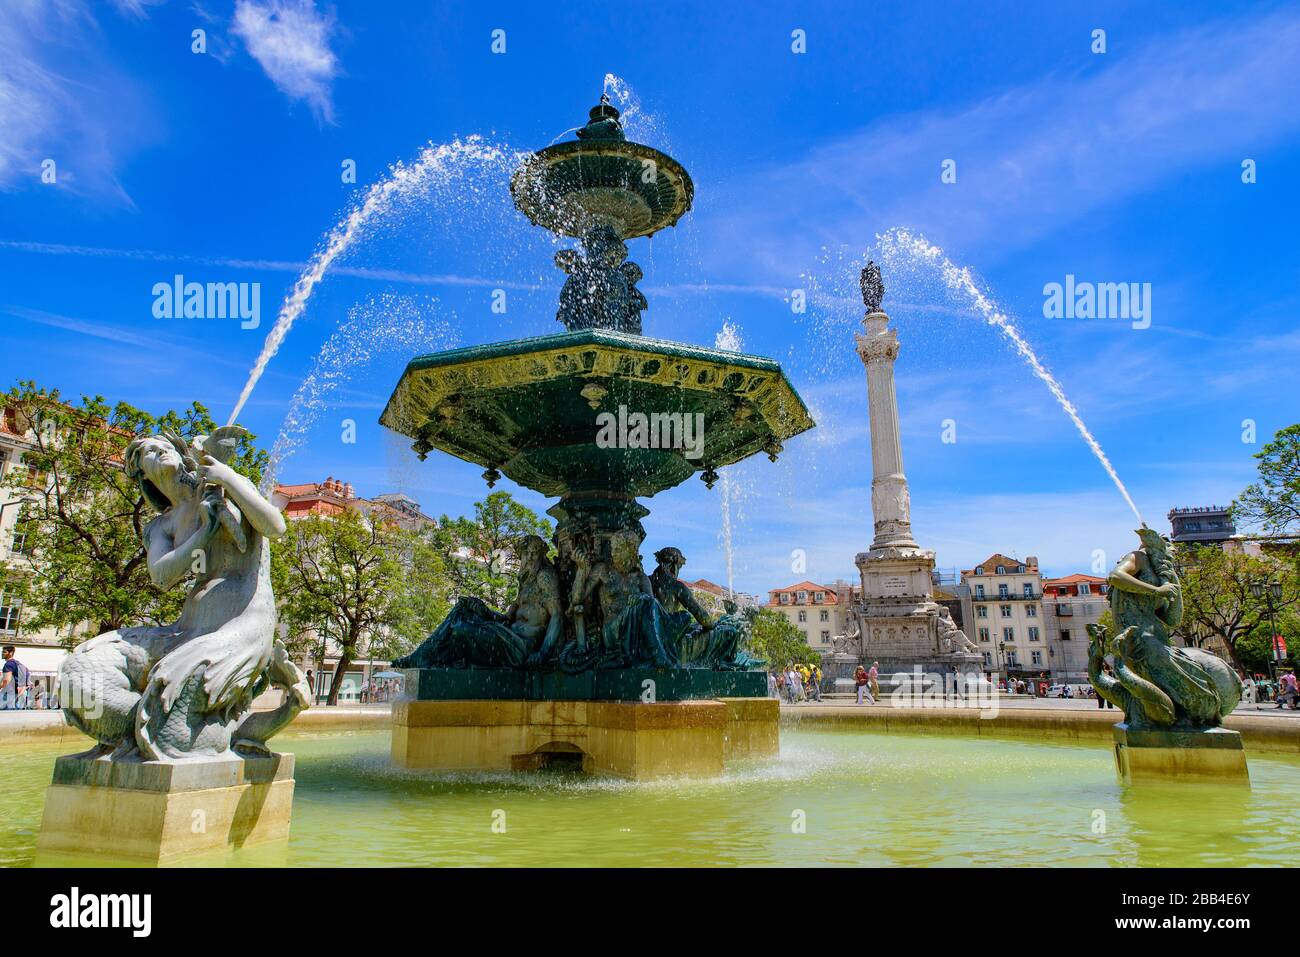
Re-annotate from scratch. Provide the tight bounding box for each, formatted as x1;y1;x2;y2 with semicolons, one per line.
0;407;81;683
960;553;1046;676
765;581;850;656
1041;573;1109;683
1168;505;1236;546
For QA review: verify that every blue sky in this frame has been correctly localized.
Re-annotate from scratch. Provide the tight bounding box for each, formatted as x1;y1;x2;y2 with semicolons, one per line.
2;0;1297;595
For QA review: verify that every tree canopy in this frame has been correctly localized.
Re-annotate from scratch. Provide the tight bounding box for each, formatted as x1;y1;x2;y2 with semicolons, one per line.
1;380;266;638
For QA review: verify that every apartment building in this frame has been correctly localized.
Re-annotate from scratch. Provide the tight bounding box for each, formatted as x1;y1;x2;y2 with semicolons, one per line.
960;553;1046;676
765;580;850;654
1042;573;1109;683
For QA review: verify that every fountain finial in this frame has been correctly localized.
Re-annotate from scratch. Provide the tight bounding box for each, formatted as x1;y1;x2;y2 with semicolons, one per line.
860;260;885;314
578;94;624;141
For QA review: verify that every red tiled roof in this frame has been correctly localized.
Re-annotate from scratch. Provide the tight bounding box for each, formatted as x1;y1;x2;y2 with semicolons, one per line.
765;581;840;606
685;579;728;596
1043;573;1106;585
963;553;1033;575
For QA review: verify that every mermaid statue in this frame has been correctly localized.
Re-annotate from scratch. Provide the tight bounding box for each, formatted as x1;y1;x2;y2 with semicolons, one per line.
58;427;310;761
1088;527;1242;730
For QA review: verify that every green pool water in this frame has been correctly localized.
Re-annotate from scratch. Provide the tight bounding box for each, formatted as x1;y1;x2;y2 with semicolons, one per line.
3;728;1296;867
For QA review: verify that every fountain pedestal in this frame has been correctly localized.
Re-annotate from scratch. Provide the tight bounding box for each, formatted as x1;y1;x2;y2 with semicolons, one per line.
392;696;776;779
1112;724;1249;785
36;751;297;864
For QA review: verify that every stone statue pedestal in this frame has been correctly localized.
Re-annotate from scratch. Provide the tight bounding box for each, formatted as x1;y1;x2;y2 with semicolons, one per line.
36;751;297;865
1112;724;1249;785
392;695;777;780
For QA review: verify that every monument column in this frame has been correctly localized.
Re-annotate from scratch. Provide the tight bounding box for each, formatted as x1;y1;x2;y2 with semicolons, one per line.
854;261;918;553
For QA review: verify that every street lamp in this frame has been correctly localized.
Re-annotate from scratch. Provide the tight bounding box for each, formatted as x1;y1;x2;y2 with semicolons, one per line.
1250;578;1286;685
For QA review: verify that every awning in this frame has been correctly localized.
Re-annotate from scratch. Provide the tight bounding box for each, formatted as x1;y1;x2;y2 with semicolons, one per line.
11;645;67;676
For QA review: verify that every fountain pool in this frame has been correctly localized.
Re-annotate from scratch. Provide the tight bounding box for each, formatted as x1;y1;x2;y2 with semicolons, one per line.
7;728;1297;867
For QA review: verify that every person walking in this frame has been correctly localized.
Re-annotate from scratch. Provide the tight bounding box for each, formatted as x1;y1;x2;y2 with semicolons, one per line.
0;647;30;710
868;661;880;701
852;665;873;702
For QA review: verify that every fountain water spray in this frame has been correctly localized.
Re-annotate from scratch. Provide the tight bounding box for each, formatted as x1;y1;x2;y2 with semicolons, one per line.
877;227;1144;525
226;137;514;426
715;321;744;598
262;293;457;491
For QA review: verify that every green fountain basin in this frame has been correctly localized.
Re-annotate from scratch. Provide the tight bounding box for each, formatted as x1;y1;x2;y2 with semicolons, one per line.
510;139;693;239
379;328;815;498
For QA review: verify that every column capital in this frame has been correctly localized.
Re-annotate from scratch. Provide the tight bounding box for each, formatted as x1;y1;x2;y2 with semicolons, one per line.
855;321;900;364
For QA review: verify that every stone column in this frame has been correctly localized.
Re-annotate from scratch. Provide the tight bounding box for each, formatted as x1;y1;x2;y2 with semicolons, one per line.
855;308;919;553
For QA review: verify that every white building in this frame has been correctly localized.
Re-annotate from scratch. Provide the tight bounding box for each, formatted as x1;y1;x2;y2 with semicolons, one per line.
765;580;853;655
960;553;1047;677
0;408;77;683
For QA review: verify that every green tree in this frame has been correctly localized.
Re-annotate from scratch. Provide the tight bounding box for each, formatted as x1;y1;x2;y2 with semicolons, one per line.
1234;423;1300;535
272;508;433;705
1174;545;1300;669
429;491;551;608
0;381;266;639
742;606;817;667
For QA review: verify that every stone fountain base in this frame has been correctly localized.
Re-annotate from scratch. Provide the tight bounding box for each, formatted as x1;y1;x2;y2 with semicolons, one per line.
392;697;777;780
1112;723;1249;785
36;751;297;865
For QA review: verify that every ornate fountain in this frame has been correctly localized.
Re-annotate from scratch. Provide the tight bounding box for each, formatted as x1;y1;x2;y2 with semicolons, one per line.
381;95;814;777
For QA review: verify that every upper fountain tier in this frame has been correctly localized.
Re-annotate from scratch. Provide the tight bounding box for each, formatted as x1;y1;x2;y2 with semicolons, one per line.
510;96;694;240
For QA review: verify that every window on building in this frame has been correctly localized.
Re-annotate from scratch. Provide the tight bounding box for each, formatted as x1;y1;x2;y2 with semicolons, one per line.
1060;629;1071;642
1006;650;1020;666
976;605;988;618
1031;650;1043;665
819;610;829;622
998;584;1009;598
1028;627;1040;642
800;630;808;641
982;652;992;666
1026;604;1037;617
1003;627;1014;642
779;593;790;604
1022;583;1033;597
1100;584;1108;596
1000;605;1011;618
1016;565;1025;574
978;627;990;642
1078;583;1091;595
9;505;32;556
995;565;1006;575
796;590;807;602
975;584;985;598
0;586;20;634
975;566;984;576
820;630;830;642
797;610;807;623
814;591;824;603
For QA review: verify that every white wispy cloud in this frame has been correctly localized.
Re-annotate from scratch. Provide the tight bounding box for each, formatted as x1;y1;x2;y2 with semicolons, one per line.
232;0;340;123
701;8;1300;281
0;239;541;290
0;1;147;202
